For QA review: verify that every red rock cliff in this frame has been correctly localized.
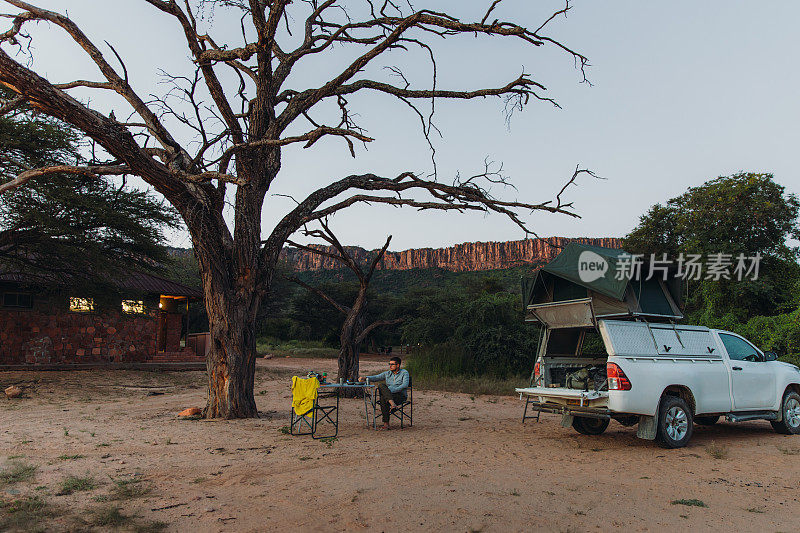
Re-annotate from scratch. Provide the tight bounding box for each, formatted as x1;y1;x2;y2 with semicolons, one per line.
281;237;622;272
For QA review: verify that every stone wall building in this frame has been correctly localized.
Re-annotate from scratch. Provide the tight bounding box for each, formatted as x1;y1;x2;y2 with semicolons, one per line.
0;270;203;366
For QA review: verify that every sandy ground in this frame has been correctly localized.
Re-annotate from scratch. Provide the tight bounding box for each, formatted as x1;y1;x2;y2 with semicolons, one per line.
2;356;800;532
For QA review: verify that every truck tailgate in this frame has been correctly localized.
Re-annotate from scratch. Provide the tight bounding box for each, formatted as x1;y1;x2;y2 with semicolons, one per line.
516;386;608;406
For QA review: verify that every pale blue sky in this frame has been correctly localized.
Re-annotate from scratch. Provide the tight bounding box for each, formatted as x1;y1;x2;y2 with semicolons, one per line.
6;1;799;251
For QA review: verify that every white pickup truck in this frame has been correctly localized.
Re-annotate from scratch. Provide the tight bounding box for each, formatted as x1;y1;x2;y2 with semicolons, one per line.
517;319;800;448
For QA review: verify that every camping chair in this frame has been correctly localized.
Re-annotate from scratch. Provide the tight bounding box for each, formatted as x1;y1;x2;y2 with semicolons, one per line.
289;376;339;439
371;375;413;429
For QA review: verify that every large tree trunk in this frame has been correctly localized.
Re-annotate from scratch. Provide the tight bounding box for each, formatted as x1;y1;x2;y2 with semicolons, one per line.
338;340;360;382
337;289;367;399
204;295;259;418
189;154;277;419
338;313;364;382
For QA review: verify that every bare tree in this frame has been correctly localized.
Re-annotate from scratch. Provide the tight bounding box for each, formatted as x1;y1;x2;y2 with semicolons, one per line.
0;0;591;418
287;220;402;384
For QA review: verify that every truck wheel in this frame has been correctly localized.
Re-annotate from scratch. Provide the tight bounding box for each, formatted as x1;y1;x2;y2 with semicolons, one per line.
695;415;720;426
572;416;610;435
656;396;694;448
771;390;800;435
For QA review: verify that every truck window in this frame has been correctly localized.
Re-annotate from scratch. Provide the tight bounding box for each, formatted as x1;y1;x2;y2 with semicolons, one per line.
719;333;760;361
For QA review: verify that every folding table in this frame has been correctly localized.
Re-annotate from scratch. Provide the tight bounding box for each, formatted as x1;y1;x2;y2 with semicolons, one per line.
290;381;376;439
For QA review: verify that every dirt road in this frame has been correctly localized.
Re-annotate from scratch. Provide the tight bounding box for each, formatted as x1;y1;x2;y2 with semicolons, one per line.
1;357;798;532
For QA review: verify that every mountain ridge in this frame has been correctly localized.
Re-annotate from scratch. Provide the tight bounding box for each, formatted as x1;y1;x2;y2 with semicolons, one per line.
279;236;622;272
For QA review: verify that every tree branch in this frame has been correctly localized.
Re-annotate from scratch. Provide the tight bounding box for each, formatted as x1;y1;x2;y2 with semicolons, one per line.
283;273;350;316
3;0;190;158
219;125;374;162
0;164;128;195
53;80;114;90
143;0;244;144
355;318;403;345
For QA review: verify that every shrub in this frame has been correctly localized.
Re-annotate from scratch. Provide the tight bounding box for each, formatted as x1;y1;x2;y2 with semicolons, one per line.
403;292;539;379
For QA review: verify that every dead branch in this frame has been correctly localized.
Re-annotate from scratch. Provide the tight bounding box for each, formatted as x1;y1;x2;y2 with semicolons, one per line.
356;318;403;345
283;273;350;316
0;164;129;194
53;80;115;90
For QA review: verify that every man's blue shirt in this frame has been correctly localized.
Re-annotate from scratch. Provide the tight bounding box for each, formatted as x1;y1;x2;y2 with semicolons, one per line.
365;368;409;394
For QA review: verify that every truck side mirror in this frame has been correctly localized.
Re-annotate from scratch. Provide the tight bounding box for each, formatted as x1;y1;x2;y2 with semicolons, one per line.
764;351;779;362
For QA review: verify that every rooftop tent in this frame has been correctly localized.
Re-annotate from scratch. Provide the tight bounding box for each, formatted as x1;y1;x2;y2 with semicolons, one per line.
521;242;684;327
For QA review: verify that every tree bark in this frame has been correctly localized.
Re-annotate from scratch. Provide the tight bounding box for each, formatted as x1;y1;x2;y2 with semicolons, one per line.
338;312;365;382
336;288;366;398
203;292;259;418
190;157;277;419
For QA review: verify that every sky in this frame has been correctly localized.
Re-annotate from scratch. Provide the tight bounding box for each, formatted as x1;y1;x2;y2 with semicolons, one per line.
4;0;799;251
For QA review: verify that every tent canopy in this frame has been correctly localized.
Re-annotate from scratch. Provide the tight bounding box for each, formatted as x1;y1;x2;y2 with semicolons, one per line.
521;242;684;324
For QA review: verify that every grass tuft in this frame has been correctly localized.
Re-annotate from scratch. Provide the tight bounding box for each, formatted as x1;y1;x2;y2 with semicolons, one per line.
671;499;707;508
87;504;166;532
778;446;800;455
110;477;152;500
57;474;96;495
0;495;52;530
57;454;85;461
90;505;132;527
0;461;36;486
256;338;338;358
319;436;337;448
706;442;728;460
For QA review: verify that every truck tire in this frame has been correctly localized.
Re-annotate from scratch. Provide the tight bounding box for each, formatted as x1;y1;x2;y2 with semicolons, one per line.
572;416;610;435
771;390;800;435
656;395;694;448
695;415;720;426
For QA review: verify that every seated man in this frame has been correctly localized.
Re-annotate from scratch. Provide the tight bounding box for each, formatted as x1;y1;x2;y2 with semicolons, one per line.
360;356;409;430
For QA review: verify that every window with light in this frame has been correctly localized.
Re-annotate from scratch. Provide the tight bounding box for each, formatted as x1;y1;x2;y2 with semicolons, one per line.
69;297;94;313
122;300;145;315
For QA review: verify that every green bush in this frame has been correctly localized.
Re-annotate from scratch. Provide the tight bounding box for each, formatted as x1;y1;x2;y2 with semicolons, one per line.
405;341;472;377
404;291;539;378
705;308;800;357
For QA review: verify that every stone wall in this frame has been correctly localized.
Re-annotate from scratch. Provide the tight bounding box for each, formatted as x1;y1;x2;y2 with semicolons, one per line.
0;294;192;365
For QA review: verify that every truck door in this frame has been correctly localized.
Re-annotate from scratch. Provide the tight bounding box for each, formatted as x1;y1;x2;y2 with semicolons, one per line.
717;332;777;410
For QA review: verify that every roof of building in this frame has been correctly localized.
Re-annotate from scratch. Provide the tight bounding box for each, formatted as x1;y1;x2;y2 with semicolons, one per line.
116;271;201;299
0;267;201;299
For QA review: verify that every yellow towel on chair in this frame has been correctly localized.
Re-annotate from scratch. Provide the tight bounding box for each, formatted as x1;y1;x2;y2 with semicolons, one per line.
292;376;320;418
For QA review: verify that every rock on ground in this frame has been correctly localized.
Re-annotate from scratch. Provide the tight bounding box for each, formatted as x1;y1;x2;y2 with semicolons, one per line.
4;385;22;399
